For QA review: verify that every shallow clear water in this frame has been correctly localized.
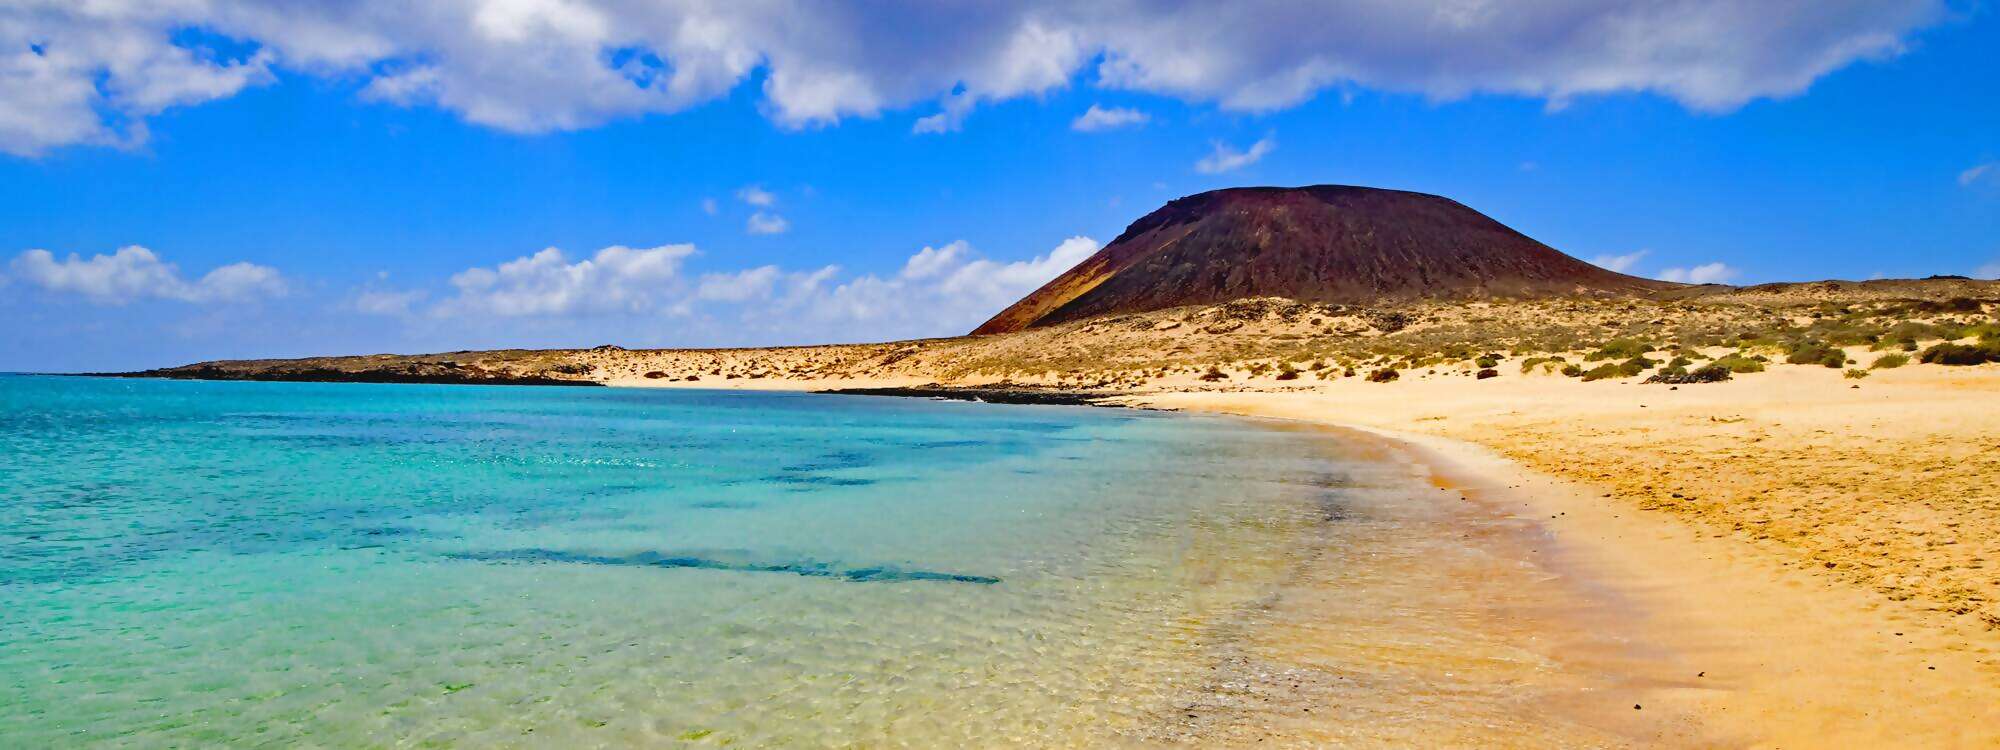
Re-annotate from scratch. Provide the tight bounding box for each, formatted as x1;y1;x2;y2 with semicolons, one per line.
0;376;1355;747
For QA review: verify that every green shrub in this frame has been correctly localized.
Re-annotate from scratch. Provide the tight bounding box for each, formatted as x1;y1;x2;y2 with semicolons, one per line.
1785;342;1847;368
1474;355;1500;369
1875;321;1944;348
1367;368;1400;383
1585;339;1656;362
1843;368;1870;379
1645;365;1731;384
1560;364;1585;378
1707;354;1764;373
1918;342;2000;366
1869;353;1909;370
1520;355;1565;373
1275;363;1300;380
1199;366;1229;381
1580;359;1650;381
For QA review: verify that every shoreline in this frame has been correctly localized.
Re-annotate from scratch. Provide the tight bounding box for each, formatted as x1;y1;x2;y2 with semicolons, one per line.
640;374;2000;746
1112;386;2000;747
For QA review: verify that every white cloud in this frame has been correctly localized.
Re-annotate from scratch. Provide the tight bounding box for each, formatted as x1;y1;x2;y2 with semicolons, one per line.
1195;136;1275;174
746;211;790;235
1588;249;1649;273
0;6;275;156
1960;162;1995;187
0;2;1946;156
7;246;285;304
1070;103;1149;131
701;197;719;215
913;91;978;134
410;235;1099;341
435;244;696;317
696;265;781;302
757;236;1100;339
736;185;776;207
1657;262;1739;284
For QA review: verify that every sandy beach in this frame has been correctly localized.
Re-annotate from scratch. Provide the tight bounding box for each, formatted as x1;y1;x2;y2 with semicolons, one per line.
603;363;2000;746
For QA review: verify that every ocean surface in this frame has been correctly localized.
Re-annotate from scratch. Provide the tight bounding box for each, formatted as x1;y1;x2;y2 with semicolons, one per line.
0;375;1372;747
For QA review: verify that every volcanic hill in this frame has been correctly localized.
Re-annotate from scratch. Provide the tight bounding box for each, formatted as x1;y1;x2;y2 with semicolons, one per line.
973;185;1674;335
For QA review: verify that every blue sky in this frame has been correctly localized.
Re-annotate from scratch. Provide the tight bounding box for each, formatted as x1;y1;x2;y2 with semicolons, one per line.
1;2;1996;371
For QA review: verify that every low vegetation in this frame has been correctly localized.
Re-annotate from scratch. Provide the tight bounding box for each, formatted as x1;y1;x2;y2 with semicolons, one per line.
1645;364;1732;384
134;279;1999;391
1919;342;2000;366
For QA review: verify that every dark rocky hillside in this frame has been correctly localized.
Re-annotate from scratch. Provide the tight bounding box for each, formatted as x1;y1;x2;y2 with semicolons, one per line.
974;185;1674;334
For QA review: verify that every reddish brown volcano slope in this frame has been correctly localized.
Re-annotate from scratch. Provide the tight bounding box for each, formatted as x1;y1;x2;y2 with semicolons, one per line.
973;185;1673;335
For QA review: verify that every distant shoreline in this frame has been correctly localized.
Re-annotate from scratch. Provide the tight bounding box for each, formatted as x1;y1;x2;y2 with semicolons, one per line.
88;368;604;387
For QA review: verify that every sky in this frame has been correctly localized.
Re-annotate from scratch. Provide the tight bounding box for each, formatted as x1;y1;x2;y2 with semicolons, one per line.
2;1;1996;372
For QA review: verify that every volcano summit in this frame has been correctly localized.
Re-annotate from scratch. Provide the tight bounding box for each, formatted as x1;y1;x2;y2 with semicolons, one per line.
974;185;1672;335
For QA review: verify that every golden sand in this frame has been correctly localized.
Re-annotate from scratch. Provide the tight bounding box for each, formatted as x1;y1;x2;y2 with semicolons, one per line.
1119;367;2000;747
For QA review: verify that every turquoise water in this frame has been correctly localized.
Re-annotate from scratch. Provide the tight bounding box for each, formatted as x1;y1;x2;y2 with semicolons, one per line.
0;375;1351;746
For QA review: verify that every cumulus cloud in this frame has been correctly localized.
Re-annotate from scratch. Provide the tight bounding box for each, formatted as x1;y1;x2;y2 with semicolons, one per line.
409;235;1097;341
736;185;776;207
913;91;978;134
435;244;696;317
0;1;1946;155
696;265;782;302
757;236;1100;339
746;211;790;235
7;245;285;304
1195;136;1275;174
1070;104;1149;131
1657;262;1739;284
1961;162;1995;187
1588;249;1650;273
0;5;275;156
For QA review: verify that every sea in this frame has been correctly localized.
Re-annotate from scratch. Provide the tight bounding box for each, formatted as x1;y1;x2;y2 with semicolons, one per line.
0;374;1405;747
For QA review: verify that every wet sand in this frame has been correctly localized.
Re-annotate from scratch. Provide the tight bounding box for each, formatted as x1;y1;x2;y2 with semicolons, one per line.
1128;370;2000;747
1130;421;1713;747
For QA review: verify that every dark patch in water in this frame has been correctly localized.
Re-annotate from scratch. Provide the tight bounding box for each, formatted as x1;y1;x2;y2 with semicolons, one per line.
908;439;986;450
764;474;876;487
689;500;756;510
780;450;873;473
448;548;1000;585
